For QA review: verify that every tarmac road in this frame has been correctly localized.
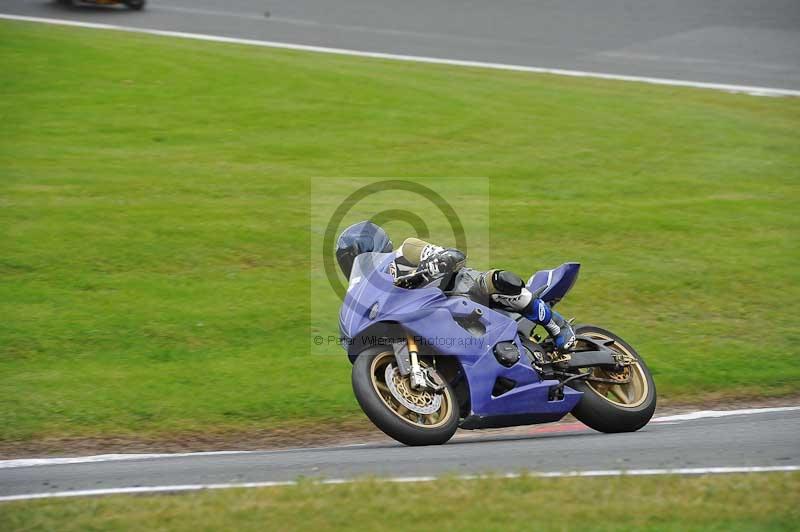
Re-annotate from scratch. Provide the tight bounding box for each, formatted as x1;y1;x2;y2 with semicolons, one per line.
1;0;799;90
1;408;798;500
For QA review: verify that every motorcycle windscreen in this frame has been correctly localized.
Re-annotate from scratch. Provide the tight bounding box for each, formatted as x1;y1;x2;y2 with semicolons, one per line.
348;252;393;284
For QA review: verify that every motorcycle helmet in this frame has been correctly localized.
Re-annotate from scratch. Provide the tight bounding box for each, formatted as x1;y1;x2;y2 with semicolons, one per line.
335;221;393;279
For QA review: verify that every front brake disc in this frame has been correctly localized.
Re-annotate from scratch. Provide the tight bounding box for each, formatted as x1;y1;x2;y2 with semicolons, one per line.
384;364;442;415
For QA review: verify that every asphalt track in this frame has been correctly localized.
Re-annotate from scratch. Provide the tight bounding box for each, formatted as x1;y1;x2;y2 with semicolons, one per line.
1;408;798;500
2;0;800;90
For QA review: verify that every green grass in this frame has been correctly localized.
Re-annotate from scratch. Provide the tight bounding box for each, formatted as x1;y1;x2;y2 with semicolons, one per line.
2;474;799;531
1;20;799;445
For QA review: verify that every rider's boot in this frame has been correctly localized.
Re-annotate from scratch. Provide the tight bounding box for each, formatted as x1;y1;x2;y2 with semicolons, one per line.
482;270;576;351
525;298;576;351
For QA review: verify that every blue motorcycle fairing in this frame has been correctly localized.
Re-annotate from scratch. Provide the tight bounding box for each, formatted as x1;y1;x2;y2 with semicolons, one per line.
339;253;582;421
527;262;581;306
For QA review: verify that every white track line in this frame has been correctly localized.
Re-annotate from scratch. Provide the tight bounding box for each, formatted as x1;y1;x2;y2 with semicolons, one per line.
1;13;799;98
1;466;798;503
0;406;796;470
653;406;800;423
0;443;370;470
0;451;257;470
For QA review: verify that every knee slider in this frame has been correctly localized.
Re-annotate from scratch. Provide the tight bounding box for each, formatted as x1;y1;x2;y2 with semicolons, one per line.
491;270;524;295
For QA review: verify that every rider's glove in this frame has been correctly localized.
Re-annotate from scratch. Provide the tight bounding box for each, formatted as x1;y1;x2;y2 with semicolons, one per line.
395;274;425;289
418;249;466;277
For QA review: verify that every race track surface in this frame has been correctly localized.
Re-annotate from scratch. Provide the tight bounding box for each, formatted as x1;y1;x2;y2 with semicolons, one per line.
2;0;799;89
1;408;798;499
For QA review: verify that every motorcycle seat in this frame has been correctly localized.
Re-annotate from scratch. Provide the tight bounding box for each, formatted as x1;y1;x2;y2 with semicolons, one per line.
526;262;581;305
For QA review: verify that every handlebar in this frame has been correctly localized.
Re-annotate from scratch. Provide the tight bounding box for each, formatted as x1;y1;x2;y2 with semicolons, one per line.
393;270;429;288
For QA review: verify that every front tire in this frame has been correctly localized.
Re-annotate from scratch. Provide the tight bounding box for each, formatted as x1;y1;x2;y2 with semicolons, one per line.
570;325;656;433
352;346;459;446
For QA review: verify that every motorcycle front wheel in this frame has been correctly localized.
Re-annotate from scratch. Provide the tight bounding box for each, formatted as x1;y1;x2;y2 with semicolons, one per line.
352;346;459;446
570;325;657;433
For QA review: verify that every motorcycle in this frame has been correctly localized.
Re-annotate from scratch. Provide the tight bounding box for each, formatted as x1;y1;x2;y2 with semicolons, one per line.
338;249;656;446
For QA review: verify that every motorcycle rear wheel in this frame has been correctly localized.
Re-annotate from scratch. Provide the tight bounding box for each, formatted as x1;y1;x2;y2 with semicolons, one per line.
352;346;459;446
570;325;656;433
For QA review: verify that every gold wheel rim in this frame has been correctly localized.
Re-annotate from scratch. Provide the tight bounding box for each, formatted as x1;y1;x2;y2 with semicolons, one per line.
369;351;454;428
582;332;649;408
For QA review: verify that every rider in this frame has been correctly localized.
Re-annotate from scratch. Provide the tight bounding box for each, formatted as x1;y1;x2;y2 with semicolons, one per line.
336;221;576;351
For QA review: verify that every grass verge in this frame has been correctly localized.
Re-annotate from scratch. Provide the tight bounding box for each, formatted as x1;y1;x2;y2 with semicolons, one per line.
0;20;799;447
2;473;799;531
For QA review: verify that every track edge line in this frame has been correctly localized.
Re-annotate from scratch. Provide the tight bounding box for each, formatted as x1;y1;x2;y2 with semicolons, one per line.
1;13;799;97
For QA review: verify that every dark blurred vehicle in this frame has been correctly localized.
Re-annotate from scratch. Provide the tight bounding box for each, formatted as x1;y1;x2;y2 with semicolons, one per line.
58;0;146;10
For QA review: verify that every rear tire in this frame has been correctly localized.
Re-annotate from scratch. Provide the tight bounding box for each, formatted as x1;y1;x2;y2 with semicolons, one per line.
124;0;145;10
570;325;656;433
352;346;459;446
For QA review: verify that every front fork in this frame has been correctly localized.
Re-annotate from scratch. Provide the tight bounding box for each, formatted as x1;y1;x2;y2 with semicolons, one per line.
391;333;445;392
407;335;427;390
